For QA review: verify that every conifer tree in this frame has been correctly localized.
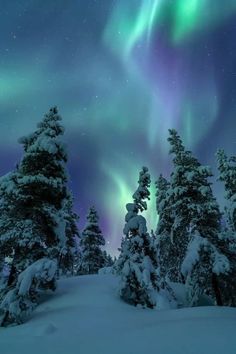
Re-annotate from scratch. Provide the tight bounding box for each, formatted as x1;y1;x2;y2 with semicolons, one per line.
155;174;175;280
166;129;226;305
181;228;230;306
216;149;236;230
167;129;200;282
118;167;160;308
17;106;69;261
0;253;5;290
79;207;105;274
0;170;45;288
102;251;114;267
216;229;236;306
216;149;236;305
0;107;78;325
58;193;79;276
115;237;130;275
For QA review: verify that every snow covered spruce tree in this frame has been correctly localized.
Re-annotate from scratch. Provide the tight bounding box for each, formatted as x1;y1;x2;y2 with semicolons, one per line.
0;169;44;292
216;149;236;231
79;207;105;275
215;149;236;306
117;167;160;308
102;251;114;267
155;174;175;281
165;129;193;282
58;192;80;277
0;250;6;290
114;237;127;274
166;129;228;306
0;107;78;325
0;176;12;290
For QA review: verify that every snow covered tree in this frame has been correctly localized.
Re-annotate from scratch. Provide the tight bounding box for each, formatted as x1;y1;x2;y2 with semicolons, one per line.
0;107;69;284
217;230;236;306
17;106;69;260
0;171;16;265
0;107;79;325
167;129;198;282
79;207;105;274
102;251;114;267
0;258;57;326
0;253;6;291
0;170;45;288
166;129;225;305
216;149;236;306
118;167;160;308
115;166;152;275
181;229;230;306
114;237;130;275
58;193;79;277
216;149;236;231
155;174;175;280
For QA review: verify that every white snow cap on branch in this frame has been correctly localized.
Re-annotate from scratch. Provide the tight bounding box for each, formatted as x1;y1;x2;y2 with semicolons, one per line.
17;258;57;296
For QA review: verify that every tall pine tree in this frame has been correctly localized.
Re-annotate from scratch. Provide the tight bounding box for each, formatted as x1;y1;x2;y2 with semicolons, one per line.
216;149;236;230
155;174;175;281
117;167;160;308
79;207;105;274
58;192;79;276
216;149;236;306
161;129;226;305
0;107;78;325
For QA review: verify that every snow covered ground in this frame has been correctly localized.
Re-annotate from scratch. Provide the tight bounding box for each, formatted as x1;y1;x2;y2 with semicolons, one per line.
0;274;236;354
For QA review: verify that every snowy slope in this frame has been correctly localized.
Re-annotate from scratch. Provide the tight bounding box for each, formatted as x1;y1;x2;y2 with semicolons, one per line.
0;274;236;354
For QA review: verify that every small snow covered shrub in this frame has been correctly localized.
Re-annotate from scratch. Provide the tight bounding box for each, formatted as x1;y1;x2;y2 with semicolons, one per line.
0;258;57;326
181;231;230;306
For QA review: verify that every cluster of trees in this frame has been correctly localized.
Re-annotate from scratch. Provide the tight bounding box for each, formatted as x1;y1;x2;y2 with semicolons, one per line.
116;129;236;309
0;107;111;326
1;107;235;323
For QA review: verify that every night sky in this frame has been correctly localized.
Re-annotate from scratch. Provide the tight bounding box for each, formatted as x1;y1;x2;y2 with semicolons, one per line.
1;0;236;255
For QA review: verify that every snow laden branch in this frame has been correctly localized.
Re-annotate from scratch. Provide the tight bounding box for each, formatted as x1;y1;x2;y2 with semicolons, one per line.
0;258;57;326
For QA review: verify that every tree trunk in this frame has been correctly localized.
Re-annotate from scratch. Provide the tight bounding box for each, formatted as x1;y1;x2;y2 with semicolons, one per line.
212;273;223;306
7;264;17;287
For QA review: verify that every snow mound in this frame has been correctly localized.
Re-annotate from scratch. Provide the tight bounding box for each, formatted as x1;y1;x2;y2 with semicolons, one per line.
98;266;114;275
35;323;57;336
0;274;236;354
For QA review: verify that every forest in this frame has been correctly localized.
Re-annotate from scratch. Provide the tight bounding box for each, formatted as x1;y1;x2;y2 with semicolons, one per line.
0;106;236;327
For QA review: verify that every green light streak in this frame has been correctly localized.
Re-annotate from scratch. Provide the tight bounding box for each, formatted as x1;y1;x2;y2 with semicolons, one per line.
173;0;205;43
147;0;161;42
172;0;236;44
0;72;33;102
103;0;163;60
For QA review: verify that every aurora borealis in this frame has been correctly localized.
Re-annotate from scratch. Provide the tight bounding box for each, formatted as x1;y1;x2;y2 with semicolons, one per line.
1;1;236;255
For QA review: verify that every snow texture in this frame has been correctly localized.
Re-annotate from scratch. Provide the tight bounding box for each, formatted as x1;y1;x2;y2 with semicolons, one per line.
0;274;236;354
17;259;57;296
